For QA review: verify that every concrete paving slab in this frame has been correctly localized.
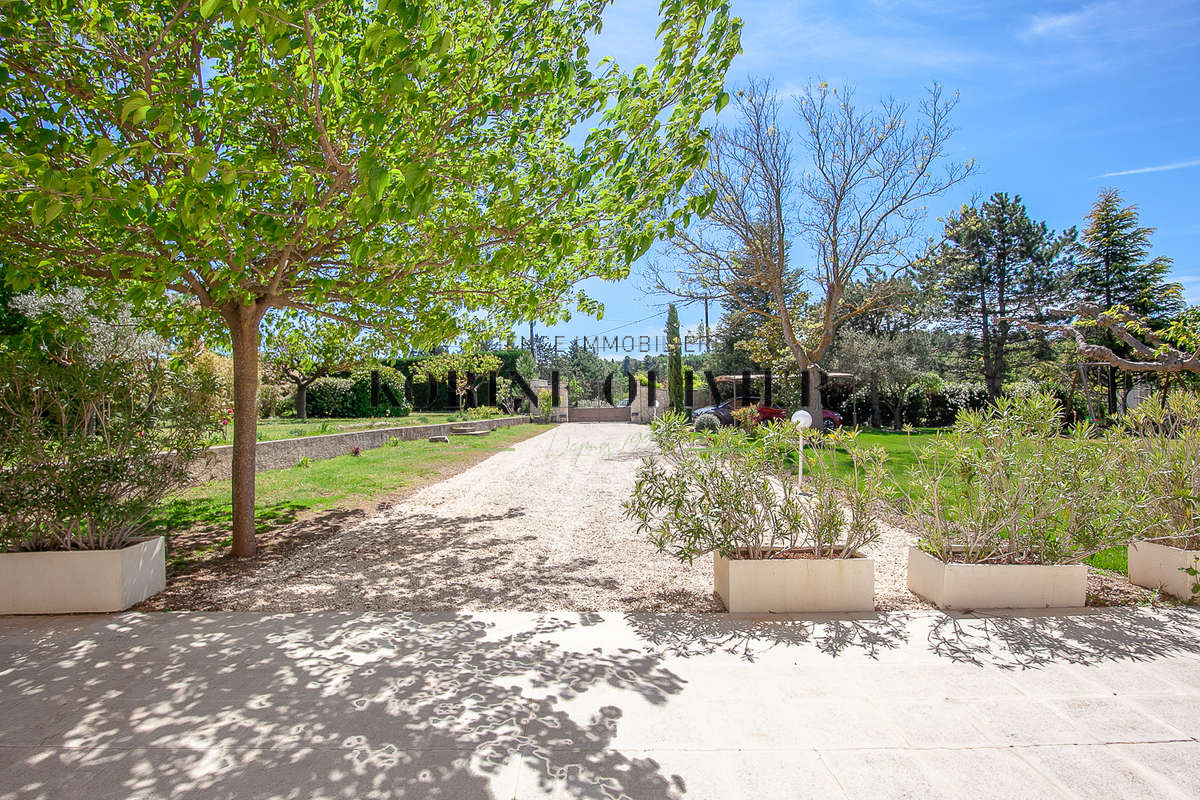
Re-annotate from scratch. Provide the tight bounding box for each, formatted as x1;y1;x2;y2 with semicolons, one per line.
952;697;1102;746
818;748;951;799
1115;741;1200;797
874;698;996;749
918;746;1071;799
512;748;846;800
1127;694;1200;739
1;607;1198;799
1043;696;1190;742
1015;743;1189;799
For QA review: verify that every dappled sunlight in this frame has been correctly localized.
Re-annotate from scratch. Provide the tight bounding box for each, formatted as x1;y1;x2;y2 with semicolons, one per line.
0;613;689;799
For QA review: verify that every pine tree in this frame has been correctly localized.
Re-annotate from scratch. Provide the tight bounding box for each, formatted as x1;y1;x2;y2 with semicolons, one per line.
932;193;1076;398
666;304;684;411
1076;188;1182;413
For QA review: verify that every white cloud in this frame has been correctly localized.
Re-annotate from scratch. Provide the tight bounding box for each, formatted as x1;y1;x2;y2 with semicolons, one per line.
1100;158;1200;177
1025;3;1110;38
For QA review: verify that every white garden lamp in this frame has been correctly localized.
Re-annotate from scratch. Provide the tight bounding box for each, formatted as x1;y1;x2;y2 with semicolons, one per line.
791;409;813;488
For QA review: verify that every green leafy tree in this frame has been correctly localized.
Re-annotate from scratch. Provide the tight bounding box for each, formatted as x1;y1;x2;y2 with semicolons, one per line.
666;303;683;409
261;315;369;419
831;328;931;428
928;193;1076;399
1076;188;1182;413
414;351;501;411
0;0;740;556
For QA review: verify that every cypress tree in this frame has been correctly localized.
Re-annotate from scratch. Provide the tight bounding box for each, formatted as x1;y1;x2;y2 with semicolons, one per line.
667;304;684;411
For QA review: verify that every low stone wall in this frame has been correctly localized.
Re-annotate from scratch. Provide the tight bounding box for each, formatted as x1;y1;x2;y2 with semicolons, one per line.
190;416;531;483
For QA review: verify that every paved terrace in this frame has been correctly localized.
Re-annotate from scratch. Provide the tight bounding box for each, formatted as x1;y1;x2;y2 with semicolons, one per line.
2;607;1199;799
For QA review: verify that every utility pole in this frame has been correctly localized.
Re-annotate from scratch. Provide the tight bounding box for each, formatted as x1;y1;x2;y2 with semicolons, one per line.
529;321;535;363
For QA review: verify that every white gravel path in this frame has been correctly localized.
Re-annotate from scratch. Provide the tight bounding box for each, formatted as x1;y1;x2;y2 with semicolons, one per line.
200;423;721;611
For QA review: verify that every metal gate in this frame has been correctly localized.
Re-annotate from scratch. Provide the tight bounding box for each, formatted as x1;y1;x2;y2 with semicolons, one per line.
567;405;632;422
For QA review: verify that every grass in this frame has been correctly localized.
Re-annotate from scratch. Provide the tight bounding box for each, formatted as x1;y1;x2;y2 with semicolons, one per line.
212;413;455;444
830;427;1134;575
150;423;547;570
826;427;937;497
1085;545;1128;574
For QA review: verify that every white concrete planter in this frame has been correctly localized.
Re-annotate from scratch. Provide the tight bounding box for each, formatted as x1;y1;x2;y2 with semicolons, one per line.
1128;540;1200;602
906;547;1087;611
0;537;166;614
713;550;875;613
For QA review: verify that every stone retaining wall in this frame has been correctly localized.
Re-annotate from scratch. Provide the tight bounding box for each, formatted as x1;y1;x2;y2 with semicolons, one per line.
190;415;531;483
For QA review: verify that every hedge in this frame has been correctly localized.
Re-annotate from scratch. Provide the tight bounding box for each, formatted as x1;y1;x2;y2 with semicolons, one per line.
306;367;412;418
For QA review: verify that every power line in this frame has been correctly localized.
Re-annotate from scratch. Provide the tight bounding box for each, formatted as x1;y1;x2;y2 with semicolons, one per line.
586;310;665;338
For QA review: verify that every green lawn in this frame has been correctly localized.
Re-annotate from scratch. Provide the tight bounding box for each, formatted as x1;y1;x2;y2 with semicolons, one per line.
151;423;547;570
1085;546;1128;574
827;427;1132;576
826;427;938;497
213;413;455;444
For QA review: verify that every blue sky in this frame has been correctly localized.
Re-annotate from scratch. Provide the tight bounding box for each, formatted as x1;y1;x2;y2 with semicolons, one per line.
530;0;1200;356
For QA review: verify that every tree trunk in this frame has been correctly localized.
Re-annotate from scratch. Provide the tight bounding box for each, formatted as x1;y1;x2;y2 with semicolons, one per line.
892;399;903;431
295;381;308;420
224;301;266;558
1106;365;1118;416
984;335;1004;399
804;364;823;424
870;381;881;427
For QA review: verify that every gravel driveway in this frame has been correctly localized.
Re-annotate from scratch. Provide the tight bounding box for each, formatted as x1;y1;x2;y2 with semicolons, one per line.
196;423;721;611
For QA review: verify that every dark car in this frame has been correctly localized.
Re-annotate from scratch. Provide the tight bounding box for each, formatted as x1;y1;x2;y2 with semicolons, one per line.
693;396;843;431
691;396;787;427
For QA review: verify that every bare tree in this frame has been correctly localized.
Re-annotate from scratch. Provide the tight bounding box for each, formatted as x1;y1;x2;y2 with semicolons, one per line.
649;77;974;415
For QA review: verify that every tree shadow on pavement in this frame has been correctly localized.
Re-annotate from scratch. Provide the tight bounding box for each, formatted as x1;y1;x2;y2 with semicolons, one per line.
0;613;688;800
623;612;911;662
925;606;1200;669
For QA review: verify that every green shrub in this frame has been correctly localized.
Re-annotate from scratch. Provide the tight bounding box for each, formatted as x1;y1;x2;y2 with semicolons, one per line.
465;405;504;420
306;376;358;417
536;388;553;422
1121;391;1200;552
624;412;887;562
305;367;412;418
693;413;720;433
730;404;758;431
258;383;291;418
899;393;1155;564
0;324;221;552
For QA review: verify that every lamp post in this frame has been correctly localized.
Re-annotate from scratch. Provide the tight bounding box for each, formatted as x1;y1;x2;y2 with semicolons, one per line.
791;409;813;488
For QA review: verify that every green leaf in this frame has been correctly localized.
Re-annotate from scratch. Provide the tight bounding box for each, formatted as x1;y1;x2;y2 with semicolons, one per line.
44;200;64;224
715;91;730;113
89;138;116;167
404;163;427;190
120;91;152;125
368;164;388;202
199;0;222;20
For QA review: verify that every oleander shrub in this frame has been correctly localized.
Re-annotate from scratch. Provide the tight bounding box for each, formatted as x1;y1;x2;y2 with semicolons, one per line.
624;412;888;562
0;321;221;552
899;392;1155;564
1120;391;1200;552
